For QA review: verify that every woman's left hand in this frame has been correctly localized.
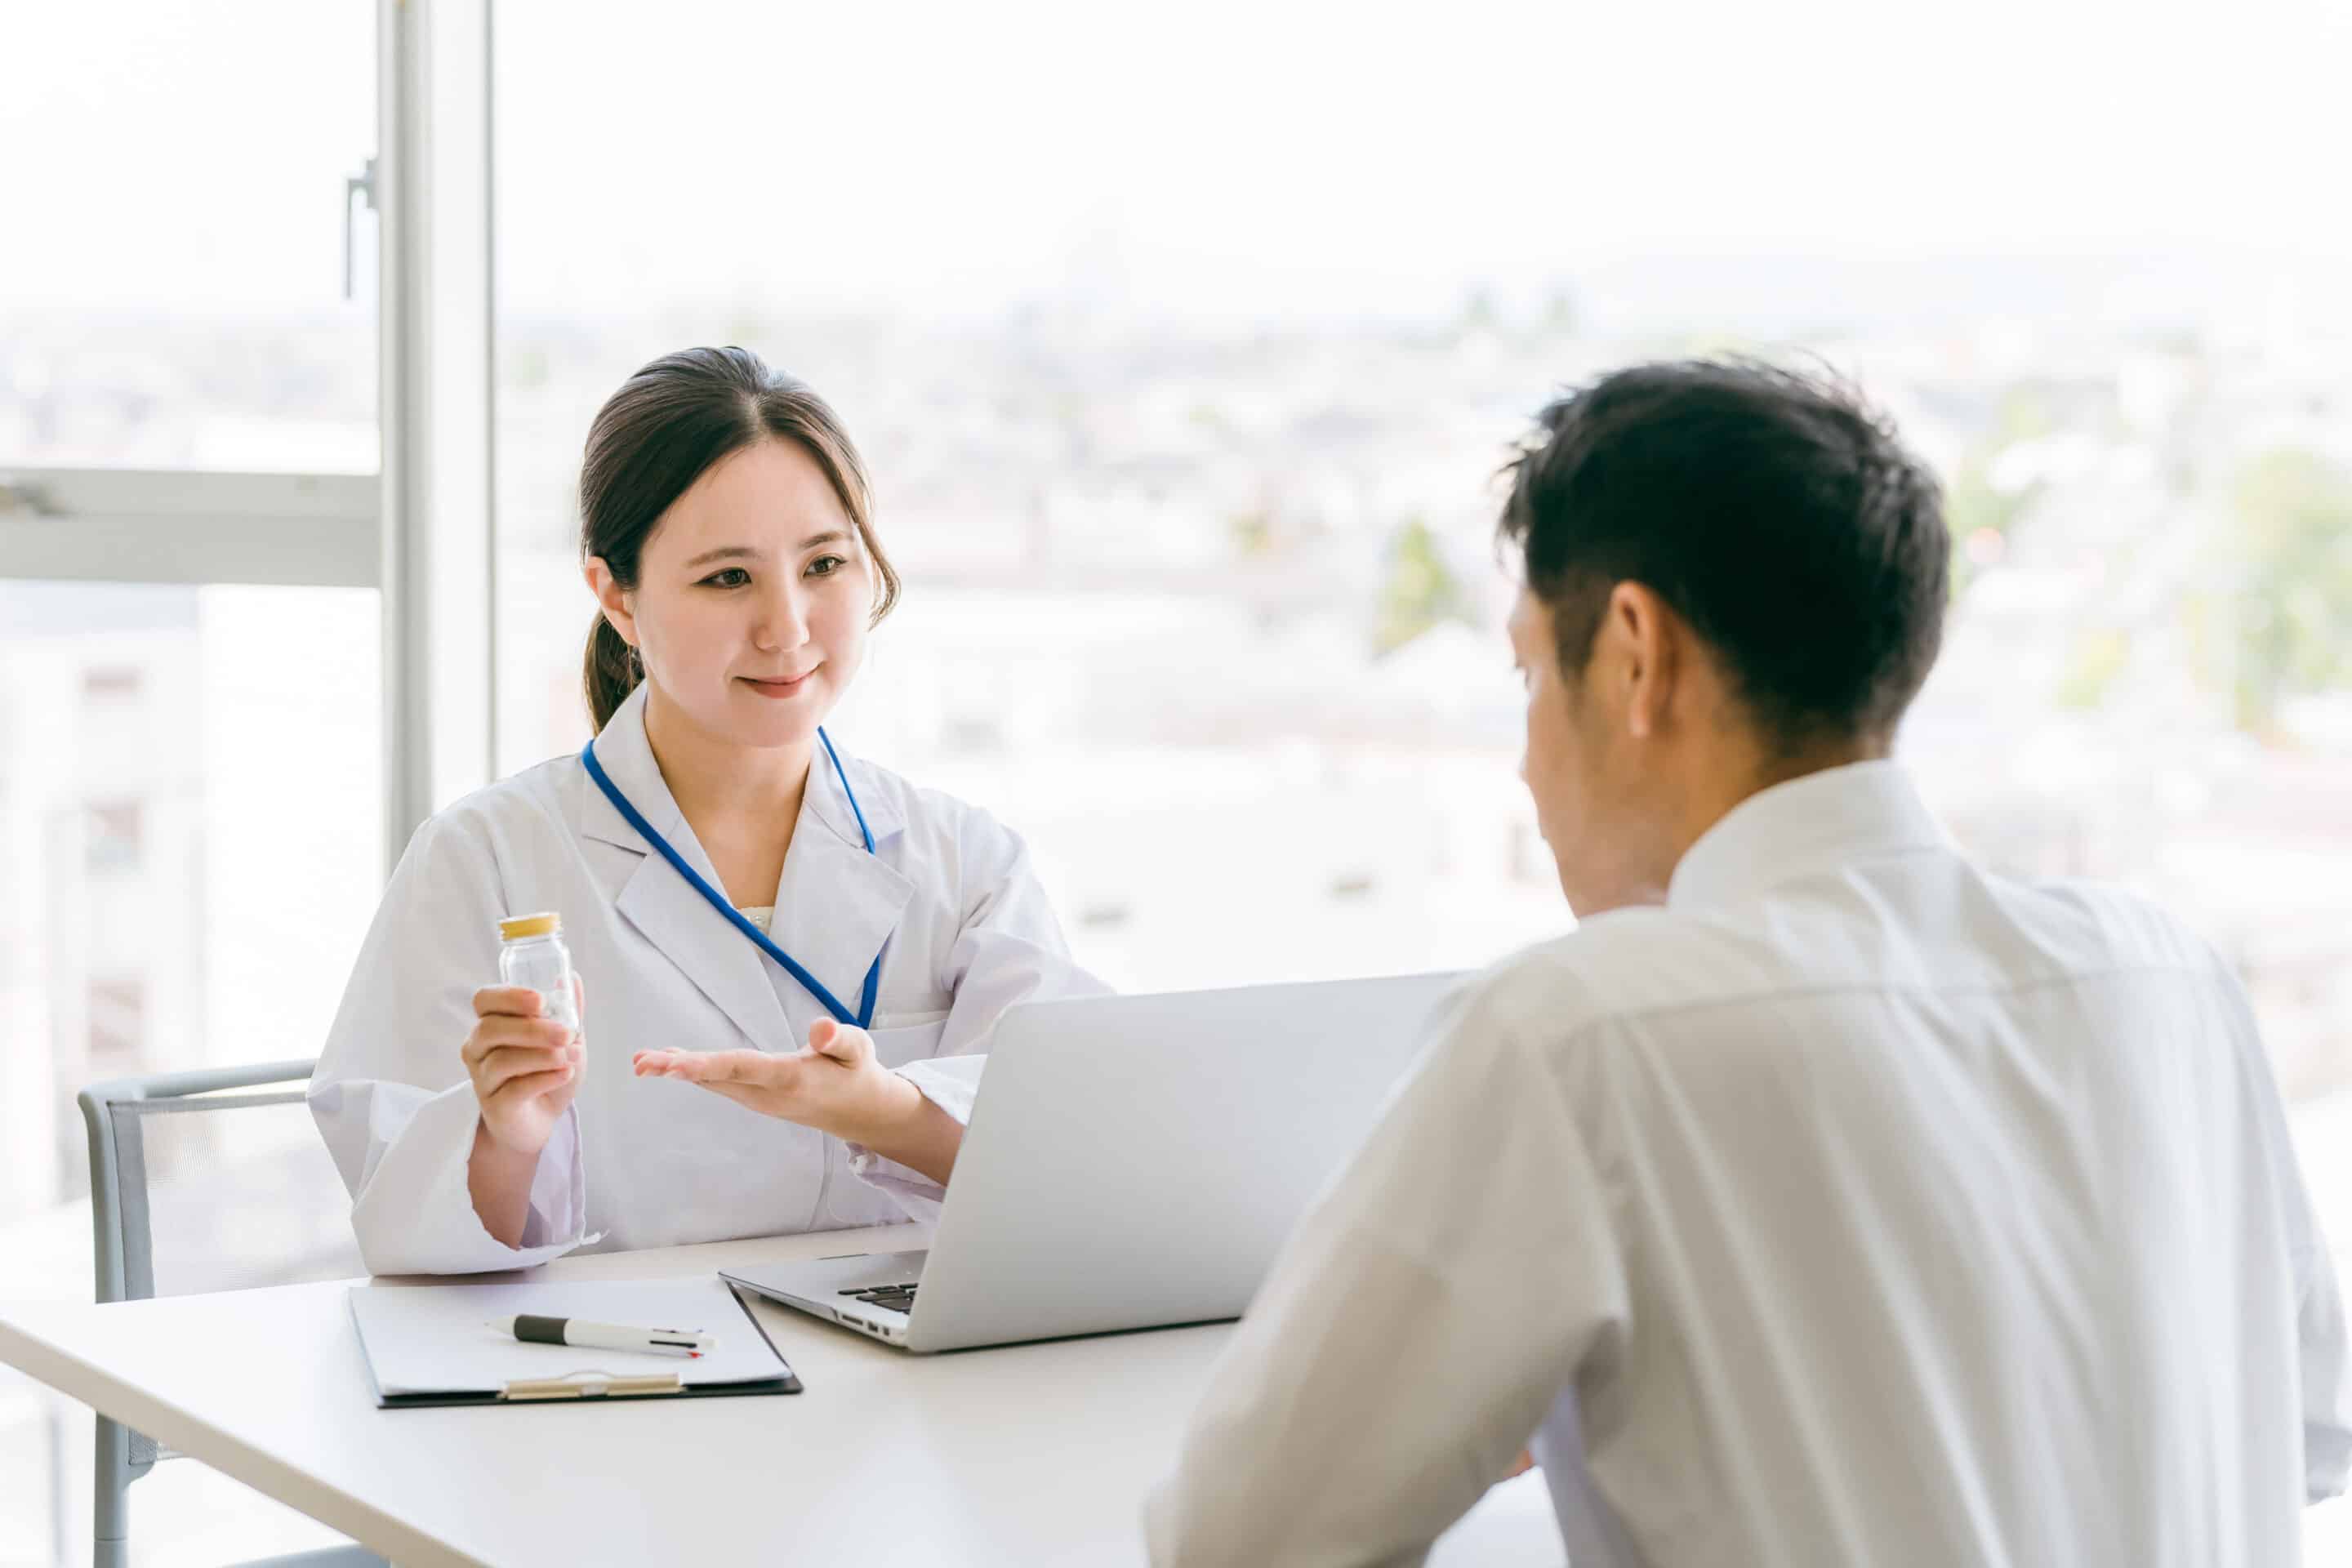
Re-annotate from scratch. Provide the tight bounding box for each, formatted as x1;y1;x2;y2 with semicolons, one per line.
632;1018;919;1146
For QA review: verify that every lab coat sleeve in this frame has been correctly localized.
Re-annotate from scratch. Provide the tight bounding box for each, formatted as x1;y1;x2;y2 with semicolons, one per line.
307;809;590;1276
1143;977;1629;1568
845;807;1110;1220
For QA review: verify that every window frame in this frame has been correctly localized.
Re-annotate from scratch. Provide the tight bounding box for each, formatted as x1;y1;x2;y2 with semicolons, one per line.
0;468;379;588
0;0;501;878
377;0;497;867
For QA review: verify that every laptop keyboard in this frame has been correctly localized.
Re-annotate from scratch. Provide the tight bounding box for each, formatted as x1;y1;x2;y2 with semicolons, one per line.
839;1281;920;1316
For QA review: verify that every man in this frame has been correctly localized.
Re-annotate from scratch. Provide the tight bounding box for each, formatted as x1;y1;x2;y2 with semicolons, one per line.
1146;361;2350;1566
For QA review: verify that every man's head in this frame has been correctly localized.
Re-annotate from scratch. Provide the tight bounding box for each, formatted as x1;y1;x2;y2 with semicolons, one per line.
1499;359;1949;915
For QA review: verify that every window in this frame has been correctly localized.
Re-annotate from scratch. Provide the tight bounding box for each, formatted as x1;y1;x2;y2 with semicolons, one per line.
1;3;413;1561
81;668;143;702
488;11;2350;1557
0;2;376;474
82;803;145;875
85;978;147;1073
0;580;384;1195
0;582;383;1564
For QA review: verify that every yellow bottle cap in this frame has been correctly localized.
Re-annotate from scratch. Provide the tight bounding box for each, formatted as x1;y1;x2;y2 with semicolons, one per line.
498;912;562;941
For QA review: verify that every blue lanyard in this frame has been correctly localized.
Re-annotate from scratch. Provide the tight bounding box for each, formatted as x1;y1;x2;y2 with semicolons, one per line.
580;727;881;1030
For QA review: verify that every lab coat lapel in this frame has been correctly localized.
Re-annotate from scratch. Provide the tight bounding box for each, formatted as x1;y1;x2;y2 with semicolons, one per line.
768;738;914;1023
577;688;794;1053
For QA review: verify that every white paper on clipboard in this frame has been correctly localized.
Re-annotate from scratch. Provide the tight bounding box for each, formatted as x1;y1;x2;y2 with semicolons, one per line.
347;1276;789;1398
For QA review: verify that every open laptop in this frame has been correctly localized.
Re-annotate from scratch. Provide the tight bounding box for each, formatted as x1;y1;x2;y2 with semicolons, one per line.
722;972;1466;1352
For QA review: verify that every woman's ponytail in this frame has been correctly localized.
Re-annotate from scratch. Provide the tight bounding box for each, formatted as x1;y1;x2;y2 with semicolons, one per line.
582;614;640;733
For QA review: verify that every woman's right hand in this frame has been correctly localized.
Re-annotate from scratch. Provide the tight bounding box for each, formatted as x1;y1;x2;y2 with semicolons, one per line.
461;978;584;1158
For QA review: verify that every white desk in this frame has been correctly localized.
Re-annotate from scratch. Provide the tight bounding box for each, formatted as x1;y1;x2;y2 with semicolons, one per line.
0;1223;1561;1566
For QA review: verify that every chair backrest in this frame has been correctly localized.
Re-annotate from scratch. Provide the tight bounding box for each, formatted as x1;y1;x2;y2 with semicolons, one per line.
77;1061;364;1479
81;1060;364;1305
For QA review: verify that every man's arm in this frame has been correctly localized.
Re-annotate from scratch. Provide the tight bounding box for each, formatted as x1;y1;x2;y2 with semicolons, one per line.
2275;1098;2351;1500
2215;952;2352;1502
2297;1231;2351;1502
1145;985;1628;1566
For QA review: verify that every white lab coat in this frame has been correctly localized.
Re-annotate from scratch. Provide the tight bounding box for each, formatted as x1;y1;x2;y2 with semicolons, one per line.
309;683;1107;1276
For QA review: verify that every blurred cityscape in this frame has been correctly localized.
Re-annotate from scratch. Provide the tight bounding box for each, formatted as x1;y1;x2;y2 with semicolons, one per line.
4;273;2351;1561
8;276;2352;1179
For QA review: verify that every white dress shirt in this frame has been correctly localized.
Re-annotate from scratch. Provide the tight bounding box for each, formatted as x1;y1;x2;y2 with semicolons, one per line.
1148;760;2350;1567
308;682;1107;1276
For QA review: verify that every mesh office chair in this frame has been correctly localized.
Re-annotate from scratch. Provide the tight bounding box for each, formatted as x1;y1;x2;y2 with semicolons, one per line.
79;1061;385;1568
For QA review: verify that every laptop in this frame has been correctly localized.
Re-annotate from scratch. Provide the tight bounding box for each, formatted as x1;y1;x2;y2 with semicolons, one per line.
722;972;1466;1352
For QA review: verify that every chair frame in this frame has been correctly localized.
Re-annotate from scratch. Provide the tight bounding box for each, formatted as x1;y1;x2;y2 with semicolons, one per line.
78;1059;378;1568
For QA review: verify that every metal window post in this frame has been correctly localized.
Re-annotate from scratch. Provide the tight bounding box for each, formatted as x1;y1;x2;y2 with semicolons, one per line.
379;0;497;869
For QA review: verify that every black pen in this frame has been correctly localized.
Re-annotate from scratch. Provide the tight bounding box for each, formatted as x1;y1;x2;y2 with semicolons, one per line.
487;1314;711;1358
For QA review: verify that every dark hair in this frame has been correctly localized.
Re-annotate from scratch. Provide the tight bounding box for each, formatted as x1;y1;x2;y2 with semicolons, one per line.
578;346;901;731
1498;359;1948;752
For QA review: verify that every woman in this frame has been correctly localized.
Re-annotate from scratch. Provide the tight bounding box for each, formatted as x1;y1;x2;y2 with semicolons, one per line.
310;346;1105;1275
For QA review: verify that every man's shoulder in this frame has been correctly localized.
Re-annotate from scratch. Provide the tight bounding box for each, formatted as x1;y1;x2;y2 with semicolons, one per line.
2004;874;2225;978
1458;871;2237;1059
1458;904;1780;1050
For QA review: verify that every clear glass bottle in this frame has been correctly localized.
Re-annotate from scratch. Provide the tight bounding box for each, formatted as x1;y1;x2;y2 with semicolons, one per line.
497;911;578;1031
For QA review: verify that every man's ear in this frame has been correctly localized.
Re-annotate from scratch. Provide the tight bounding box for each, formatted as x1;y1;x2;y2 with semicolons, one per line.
584;557;638;648
1602;582;1681;741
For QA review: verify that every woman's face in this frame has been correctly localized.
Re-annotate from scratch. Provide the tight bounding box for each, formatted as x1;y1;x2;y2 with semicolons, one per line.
592;437;875;751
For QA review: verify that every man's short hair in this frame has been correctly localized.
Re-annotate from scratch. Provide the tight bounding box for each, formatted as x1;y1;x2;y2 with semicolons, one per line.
1499;359;1949;752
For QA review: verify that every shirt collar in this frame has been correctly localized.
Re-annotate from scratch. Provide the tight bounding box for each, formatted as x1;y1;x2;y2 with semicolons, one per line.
584;683;902;854
1665;759;1953;912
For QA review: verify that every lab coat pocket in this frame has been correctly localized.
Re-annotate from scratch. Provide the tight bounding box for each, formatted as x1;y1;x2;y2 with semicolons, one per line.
866;1015;949;1069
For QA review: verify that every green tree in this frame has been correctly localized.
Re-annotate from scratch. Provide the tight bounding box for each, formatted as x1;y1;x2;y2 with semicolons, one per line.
1228;509;1274;559
1539;284;1579;338
2226;448;2352;735
1373;517;1474;656
1455;285;1500;340
2056;628;2132;710
1944;453;2034;599
1944;385;2059;600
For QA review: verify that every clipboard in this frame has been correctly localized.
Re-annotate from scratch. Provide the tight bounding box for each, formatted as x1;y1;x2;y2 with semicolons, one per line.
347;1276;802;1408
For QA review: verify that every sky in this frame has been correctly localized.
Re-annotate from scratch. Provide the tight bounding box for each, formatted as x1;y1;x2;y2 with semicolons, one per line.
2;1;2350;324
